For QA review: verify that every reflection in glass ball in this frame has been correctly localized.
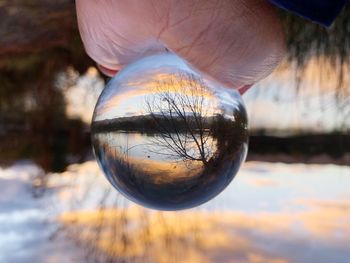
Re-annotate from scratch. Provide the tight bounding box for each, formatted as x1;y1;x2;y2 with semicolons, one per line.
91;53;248;210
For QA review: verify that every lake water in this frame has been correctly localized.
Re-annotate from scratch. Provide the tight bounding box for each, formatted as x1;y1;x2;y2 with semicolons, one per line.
91;130;247;210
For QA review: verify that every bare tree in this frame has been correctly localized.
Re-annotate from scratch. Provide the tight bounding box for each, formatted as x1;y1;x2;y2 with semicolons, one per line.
145;73;216;166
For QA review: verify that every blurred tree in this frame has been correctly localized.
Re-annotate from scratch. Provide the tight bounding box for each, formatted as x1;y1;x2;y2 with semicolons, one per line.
283;6;350;77
0;0;93;171
0;0;349;170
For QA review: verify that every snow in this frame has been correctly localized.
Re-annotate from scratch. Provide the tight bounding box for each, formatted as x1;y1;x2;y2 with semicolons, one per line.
1;160;349;263
0;161;83;263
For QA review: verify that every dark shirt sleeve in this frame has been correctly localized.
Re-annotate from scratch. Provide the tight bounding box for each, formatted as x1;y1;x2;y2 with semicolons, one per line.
269;0;348;26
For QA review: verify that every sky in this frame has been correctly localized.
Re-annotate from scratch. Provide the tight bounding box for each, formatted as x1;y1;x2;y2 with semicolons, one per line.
62;61;349;134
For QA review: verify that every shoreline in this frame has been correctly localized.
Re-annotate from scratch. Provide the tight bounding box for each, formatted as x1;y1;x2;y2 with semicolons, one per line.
246;153;350;166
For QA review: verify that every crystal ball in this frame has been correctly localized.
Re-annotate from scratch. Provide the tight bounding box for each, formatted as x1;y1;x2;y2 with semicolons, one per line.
91;53;248;210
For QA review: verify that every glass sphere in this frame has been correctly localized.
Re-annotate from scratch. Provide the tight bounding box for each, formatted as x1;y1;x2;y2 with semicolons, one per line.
91;53;248;210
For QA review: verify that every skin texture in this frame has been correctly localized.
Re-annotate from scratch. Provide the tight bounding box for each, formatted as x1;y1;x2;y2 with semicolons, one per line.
76;0;286;92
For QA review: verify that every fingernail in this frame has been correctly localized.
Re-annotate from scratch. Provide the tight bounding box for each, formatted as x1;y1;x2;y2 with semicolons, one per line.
238;84;252;95
97;64;119;77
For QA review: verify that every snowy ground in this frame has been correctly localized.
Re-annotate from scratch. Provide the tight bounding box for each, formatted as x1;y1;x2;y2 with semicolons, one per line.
0;161;84;263
1;160;349;263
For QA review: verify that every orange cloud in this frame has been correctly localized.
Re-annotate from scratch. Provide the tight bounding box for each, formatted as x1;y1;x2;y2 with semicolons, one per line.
95;72;217;119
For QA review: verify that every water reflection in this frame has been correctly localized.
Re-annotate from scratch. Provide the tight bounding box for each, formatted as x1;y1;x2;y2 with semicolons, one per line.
91;54;248;210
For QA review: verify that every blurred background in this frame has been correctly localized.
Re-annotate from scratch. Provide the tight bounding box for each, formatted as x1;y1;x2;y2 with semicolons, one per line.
0;1;349;262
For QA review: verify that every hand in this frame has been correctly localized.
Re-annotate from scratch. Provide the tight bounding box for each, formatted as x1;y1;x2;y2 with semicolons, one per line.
76;0;285;93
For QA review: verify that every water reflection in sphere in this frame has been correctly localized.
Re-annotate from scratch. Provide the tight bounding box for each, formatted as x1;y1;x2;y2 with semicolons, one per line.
91;53;248;210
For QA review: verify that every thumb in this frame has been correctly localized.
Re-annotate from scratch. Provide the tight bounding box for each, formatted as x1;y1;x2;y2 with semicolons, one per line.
158;0;285;89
